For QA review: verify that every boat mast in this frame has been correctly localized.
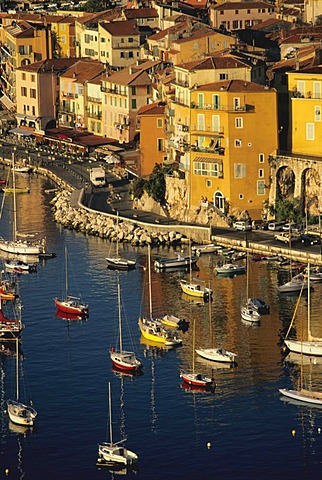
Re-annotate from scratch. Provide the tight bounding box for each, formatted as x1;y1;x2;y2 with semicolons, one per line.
15;337;19;402
117;273;122;352
11;150;17;243
108;382;113;446
116;211;119;258
65;247;68;298
307;264;312;342
148;245;152;318
192;318;195;374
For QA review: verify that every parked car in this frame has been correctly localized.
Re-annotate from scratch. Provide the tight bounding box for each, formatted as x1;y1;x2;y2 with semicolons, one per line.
299;233;321;245
274;232;300;244
282;223;303;233
233;221;252;231
251;220;268;230
268;221;287;231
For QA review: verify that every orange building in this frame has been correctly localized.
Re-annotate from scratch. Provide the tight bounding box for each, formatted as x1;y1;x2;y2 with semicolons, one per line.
137;102;167;177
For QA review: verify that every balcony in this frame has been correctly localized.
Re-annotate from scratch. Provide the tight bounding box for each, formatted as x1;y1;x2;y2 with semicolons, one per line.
190;125;224;135
176;123;189;132
60;103;75;114
112;41;140;49
173;79;189;88
190;102;255;112
86;111;102;120
191;145;225;155
87;96;102;103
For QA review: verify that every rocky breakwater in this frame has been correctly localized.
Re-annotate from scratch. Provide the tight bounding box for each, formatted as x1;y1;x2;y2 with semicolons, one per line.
50;190;190;247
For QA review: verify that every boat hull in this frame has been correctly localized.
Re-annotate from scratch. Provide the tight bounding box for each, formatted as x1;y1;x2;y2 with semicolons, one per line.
279;388;322;406
0;239;44;255
110;350;142;371
154;255;198;270
106;257;136;271
97;443;138;466
54;298;88;316
195;348;237;364
285;339;322;356
180;280;211;298
7;400;37;426
180;372;215;388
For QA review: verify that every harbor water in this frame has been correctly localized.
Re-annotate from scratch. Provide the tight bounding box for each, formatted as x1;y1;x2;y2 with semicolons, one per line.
1;172;322;479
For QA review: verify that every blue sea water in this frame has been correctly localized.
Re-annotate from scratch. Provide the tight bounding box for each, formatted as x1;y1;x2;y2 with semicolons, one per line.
1;172;322;479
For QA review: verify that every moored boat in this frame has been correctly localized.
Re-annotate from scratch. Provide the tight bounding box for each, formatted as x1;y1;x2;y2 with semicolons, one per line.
154;253;198;270
215;263;246;275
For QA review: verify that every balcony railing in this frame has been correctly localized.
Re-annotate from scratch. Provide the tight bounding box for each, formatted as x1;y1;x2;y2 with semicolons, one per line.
190;125;224;135
87;96;102;103
86;111;102;120
191;145;225;155
190;102;255;112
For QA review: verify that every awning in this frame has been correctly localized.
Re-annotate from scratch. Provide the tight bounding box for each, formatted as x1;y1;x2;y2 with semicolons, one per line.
0;94;15;111
193;156;223;165
9;127;34;136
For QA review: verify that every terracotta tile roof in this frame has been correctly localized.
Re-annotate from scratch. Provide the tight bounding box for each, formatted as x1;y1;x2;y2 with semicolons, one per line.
100;19;140;36
270;45;318;71
176;54;256;71
279;33;322;44
105;65;151;86
250;18;283;30
137;102;166;115
196;79;273;92
5;21;34;38
212;1;273;10
17;58;80;73
172;28;227;45
60;60;106;83
180;0;208;7
295;65;322;74
76;9;121;25
124;8;158;19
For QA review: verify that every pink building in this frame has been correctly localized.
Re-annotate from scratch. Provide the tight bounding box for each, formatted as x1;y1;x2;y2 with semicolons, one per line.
210;2;275;31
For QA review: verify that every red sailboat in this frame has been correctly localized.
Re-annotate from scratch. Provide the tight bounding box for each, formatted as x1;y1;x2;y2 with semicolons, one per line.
110;273;142;372
54;247;88;317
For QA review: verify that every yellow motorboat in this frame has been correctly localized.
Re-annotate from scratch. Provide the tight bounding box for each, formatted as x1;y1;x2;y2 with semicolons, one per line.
3;187;30;194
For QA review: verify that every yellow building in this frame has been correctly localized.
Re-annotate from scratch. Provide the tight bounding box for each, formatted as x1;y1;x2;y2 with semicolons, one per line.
188;80;278;219
288;67;322;157
50;16;76;58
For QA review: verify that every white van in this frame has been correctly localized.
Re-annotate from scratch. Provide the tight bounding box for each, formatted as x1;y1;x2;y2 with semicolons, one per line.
268;221;286;231
233;221;252;231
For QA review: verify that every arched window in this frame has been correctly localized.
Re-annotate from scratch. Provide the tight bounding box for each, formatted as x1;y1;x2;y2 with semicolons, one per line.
214;191;224;211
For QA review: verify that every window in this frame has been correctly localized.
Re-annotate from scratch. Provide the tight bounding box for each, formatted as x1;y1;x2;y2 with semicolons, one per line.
234;139;242;147
235;117;243;128
212;94;220;110
247;9;251;13
258;169;264;178
128;37;133;43
101;37;106;43
197;93;204;108
22;73;26;81
235;10;238;13
157;138;164;151
131;86;136;95
31;75;35;82
219;73;228;80
147;85;151;94
212;115;220;132
297;80;305;97
313;81;321;99
206;180;212;188
131;99;137;109
257;180;265;195
259;153;265;163
232;20;239;29
314;106;321;122
21;87;27;96
233;97;241;110
234;163;246;178
121;38;124;43
197;113;205;131
129;52;133;58
32;106;35;116
239;194;244;199
30;89;36;99
306;122;314;140
61;35;66;44
194;161;221;177
157;118;163;128
220;10;224;14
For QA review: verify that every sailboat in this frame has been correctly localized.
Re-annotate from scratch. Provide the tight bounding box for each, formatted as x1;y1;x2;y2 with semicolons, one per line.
0;153;46;256
97;382;138;467
180;240;212;299
54;247;89;316
0;297;24;341
196;291;238;364
138;245;182;346
240;251;261;323
280;267;322;405
7;338;37;426
180;318;216;388
110;273;142;372
284;266;322;356
106;212;136;271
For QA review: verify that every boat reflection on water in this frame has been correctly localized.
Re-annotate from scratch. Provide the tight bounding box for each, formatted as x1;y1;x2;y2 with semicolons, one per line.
97;462;138;475
181;292;207;306
241;318;261;328
284;352;322;366
279;395;322;410
195;355;237;370
140;336;173;357
112;364;144;379
8;419;32;435
55;310;88;322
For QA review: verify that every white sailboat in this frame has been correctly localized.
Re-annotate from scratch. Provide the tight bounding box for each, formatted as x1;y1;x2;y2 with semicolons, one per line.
280;266;322;405
138;245;182;346
0;152;46;256
106;212;136;271
284;266;322;356
196;290;238;364
97;382;138;466
7;338;37;426
110;273;142;372
240;251;261;323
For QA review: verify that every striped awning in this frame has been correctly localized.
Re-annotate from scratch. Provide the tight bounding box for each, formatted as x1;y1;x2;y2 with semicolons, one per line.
0;94;15;111
193;156;223;164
